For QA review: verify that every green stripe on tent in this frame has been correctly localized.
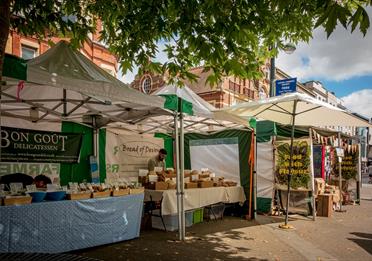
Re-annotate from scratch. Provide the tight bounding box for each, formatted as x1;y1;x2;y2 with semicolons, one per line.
257;121;277;142
3;54;27;80
160;94;194;115
257;121;312;142
60;122;93;185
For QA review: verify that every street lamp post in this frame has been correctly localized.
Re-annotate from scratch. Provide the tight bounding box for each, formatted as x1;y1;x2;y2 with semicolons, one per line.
269;56;276;97
269;43;296;97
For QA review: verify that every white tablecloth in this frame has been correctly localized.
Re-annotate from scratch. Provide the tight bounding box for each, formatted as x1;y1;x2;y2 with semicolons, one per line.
145;186;246;215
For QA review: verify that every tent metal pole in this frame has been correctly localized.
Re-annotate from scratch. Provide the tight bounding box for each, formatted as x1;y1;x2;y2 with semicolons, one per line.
338;132;343;212
179;99;186;240
357;143;361;204
284;100;297;227
174;112;182;241
63;89;67;117
309;127;316;221
253;130;257;219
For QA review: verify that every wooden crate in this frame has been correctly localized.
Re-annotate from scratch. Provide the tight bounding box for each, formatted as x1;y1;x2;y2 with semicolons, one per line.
92;191;111;198
67;192;92;200
111;189;130;197
3;196;32;206
317;194;333;217
130;187;145;194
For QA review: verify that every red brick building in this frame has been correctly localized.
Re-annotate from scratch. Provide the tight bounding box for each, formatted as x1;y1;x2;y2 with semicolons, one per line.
131;66;270;108
5;20;117;76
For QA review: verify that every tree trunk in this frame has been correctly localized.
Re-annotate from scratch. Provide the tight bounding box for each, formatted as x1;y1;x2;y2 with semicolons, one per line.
0;0;11;81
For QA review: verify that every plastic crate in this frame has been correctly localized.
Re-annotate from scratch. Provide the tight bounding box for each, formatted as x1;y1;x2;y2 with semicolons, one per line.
204;203;225;221
151;211;193;231
193;208;204;224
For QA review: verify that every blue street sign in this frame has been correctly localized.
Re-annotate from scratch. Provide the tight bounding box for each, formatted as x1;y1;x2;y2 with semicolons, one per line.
275;77;297;96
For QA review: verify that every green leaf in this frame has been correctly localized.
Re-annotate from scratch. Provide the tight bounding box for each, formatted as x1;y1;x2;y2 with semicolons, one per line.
360;8;370;36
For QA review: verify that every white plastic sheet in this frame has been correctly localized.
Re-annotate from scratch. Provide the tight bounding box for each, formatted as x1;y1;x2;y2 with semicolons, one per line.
257;141;274;198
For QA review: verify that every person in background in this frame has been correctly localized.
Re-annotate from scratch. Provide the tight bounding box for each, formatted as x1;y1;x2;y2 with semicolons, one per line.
34;174;52;189
0;173;34;191
148;148;167;172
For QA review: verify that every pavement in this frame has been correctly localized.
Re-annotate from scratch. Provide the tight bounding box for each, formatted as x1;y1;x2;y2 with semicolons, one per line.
75;187;372;261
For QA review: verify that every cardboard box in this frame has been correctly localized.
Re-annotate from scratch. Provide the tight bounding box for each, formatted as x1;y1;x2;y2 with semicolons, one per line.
130;187;145;194
185;182;198;189
92;191;111;198
317;194;333;217
198;181;214;188
2;196;32;206
67;192;92;200
149;182;168;190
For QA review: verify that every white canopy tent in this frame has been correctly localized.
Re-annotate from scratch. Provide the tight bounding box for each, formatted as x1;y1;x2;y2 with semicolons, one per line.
1;41;167;129
216;92;371;227
106;83;248;134
115;83;250;240
216;92;370;127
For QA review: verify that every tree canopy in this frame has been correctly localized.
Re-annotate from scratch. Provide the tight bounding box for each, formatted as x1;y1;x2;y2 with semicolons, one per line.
0;0;371;84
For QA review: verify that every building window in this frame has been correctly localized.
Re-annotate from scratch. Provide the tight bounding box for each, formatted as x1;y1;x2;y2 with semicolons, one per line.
21;45;37;60
141;75;152;94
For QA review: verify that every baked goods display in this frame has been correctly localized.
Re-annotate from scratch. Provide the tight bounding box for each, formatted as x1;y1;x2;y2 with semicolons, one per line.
143;168;239;190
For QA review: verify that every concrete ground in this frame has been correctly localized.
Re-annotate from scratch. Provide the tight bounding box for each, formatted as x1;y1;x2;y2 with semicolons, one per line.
74;187;372;261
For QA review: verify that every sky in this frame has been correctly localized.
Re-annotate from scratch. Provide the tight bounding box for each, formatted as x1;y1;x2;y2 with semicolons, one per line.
276;7;372;119
120;8;372;119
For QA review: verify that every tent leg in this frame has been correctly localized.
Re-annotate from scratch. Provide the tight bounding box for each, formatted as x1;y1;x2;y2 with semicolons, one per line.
253;131;257;219
336;132;346;212
282;100;297;229
179;100;185;241
174;113;182;240
309;128;316;221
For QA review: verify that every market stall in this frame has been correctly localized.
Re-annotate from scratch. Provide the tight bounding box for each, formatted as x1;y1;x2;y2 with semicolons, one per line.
255;121;362;217
216;92;370;227
1;42;251;244
118;85;253;237
0;42;172;252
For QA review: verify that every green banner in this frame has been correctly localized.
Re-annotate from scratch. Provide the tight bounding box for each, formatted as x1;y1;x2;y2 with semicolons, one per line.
1;127;82;163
